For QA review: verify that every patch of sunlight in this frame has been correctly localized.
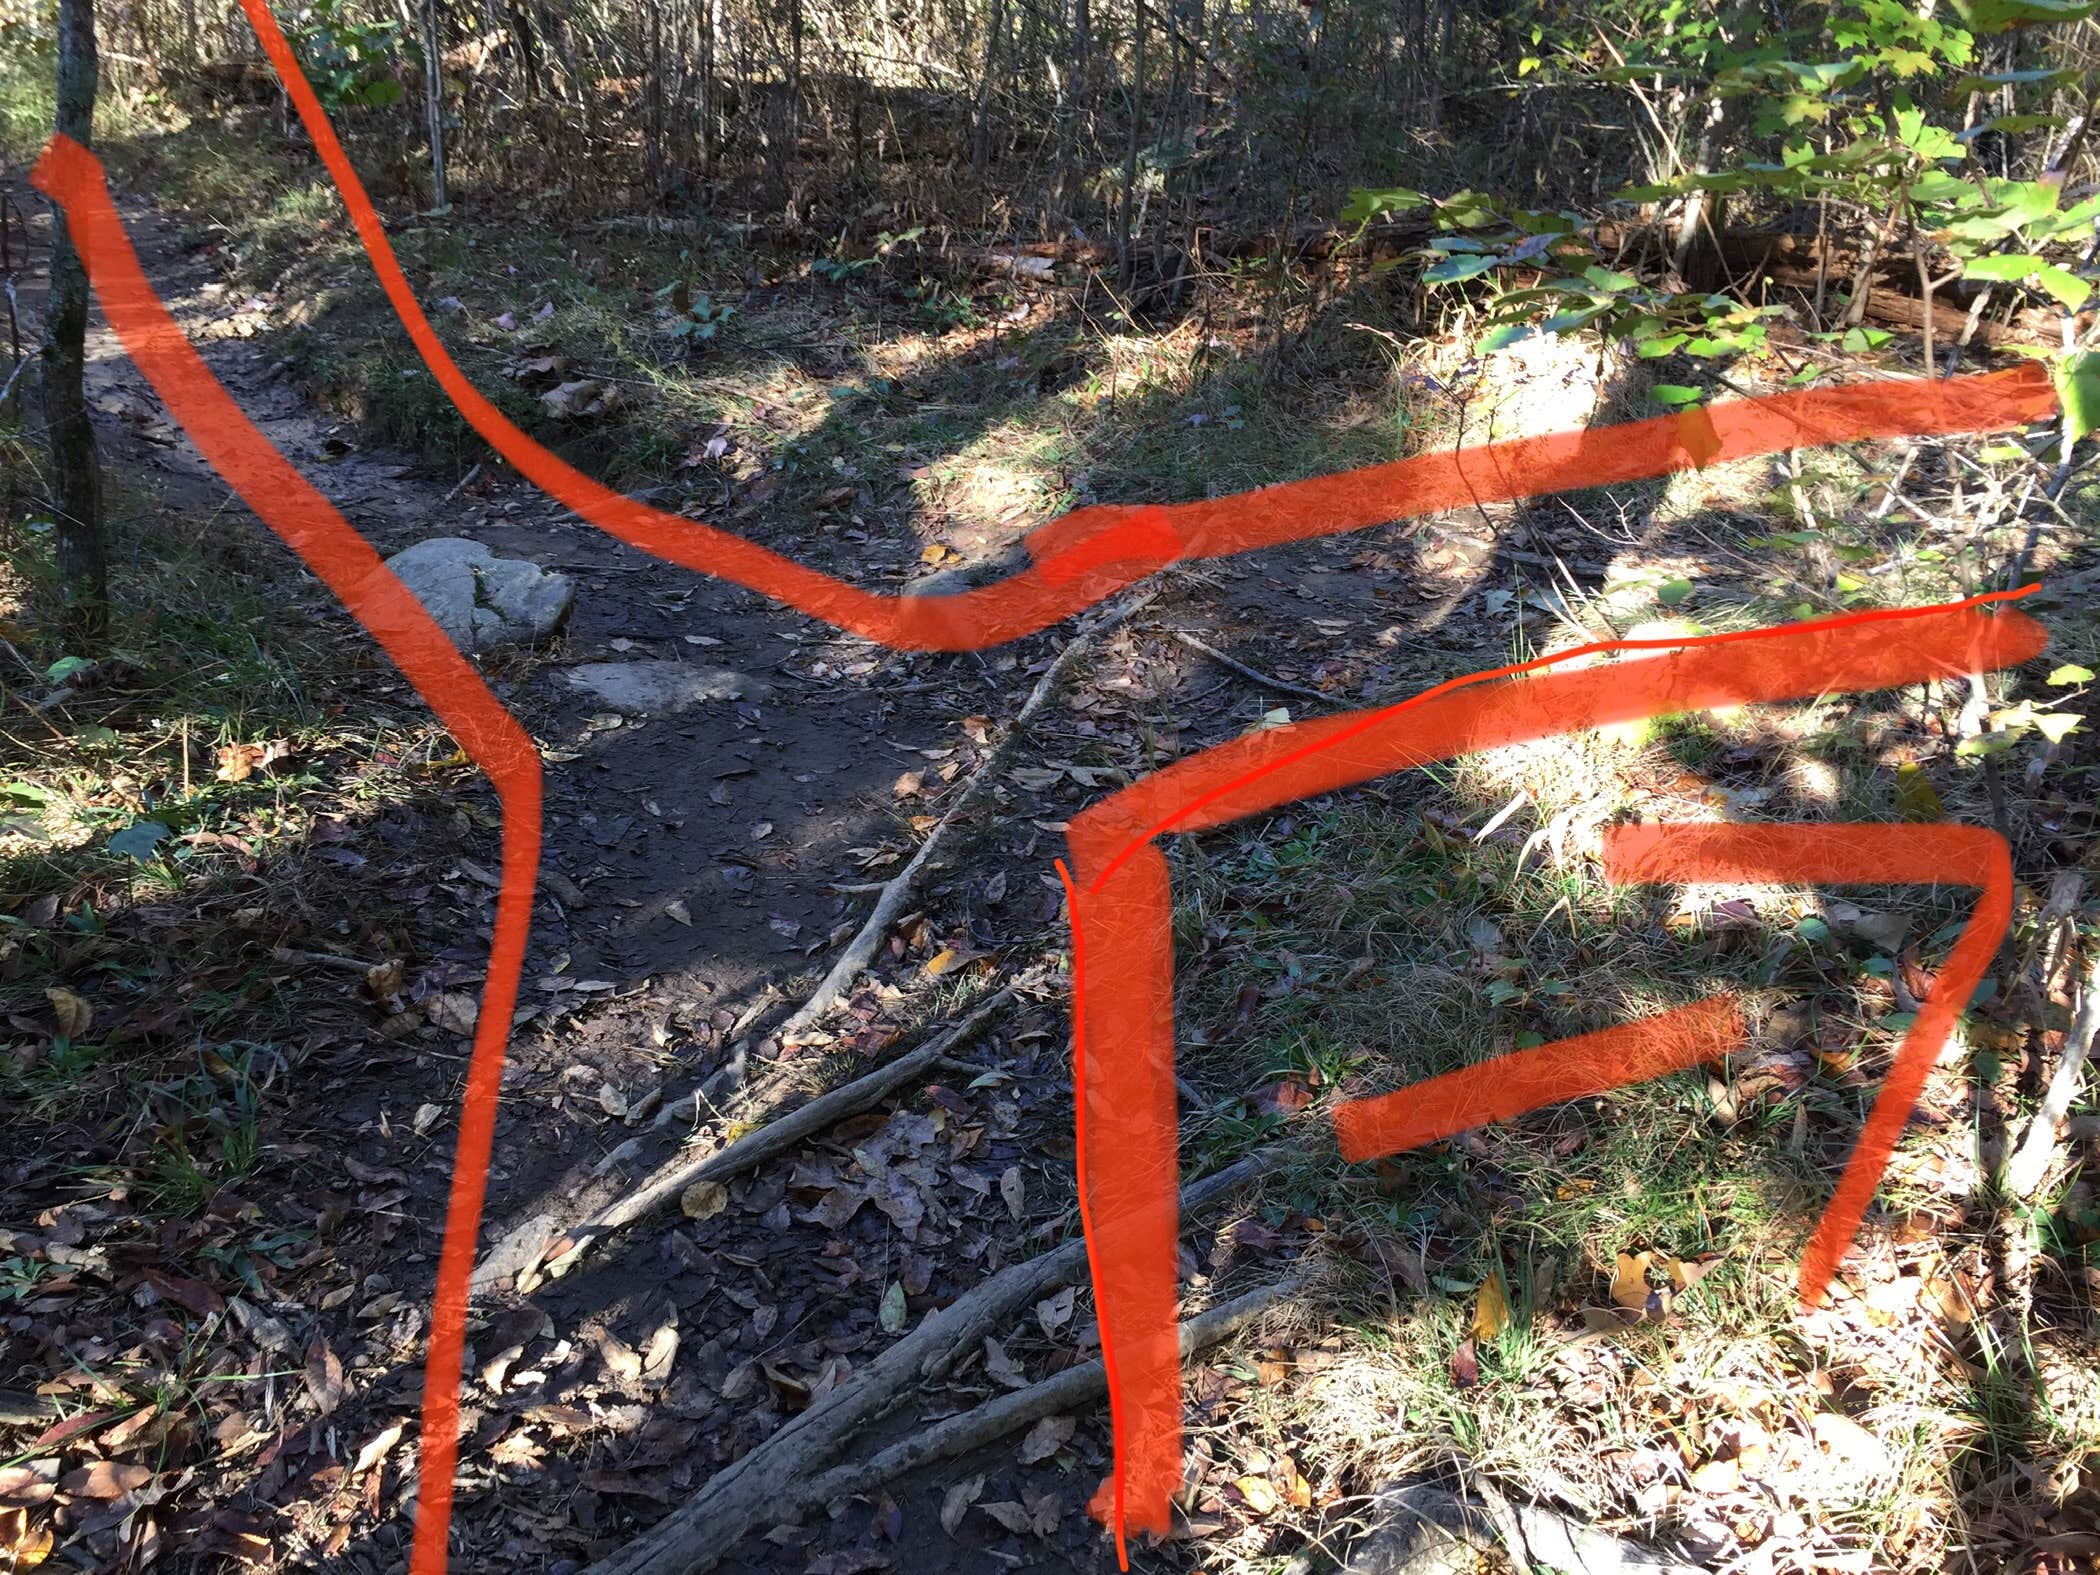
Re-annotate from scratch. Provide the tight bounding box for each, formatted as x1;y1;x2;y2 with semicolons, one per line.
923;419;1063;541
1474;332;1638;444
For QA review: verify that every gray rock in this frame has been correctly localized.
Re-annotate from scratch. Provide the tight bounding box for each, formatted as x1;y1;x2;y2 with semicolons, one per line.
561;659;770;716
385;537;574;653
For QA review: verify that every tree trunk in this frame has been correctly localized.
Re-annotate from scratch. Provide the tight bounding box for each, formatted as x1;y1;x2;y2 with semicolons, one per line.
43;0;107;651
971;0;1006;178
1117;0;1146;287
421;0;449;210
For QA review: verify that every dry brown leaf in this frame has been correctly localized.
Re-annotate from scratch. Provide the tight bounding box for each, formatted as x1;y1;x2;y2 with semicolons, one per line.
0;1508;54;1568
352;1421;405;1476
425;992;478;1036
1233;1475;1281;1516
893;770;924;798
44;988;91;1040
940;1473;984;1536
999;1165;1025;1221
1034;1285;1075;1338
596;1330;643;1384
980;1500;1034;1534
1017;1414;1074;1465
640;1316;679;1387
1451;1336;1480;1388
58;1461;150;1500
680;1180;729;1219
923;946;960;978
1689;1458;1739;1494
1666;1253;1723;1294
664;898;692;927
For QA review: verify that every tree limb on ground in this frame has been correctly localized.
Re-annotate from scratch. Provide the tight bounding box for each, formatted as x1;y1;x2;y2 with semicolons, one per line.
1170;629;1334;705
527;976;1038;1284
578;1148;1282;1575
2006;935;2100;1200
774;586;1160;1046
587;1274;1302;1575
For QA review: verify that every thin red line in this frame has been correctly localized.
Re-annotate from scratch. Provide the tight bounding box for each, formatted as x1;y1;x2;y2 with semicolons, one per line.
1085;583;2039;893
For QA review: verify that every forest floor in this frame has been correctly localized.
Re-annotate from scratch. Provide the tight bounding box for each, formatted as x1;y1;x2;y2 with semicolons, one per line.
4;89;2100;1575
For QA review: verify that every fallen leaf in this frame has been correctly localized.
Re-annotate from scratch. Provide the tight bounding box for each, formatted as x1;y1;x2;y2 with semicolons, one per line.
1035;1285;1075;1338
425;992;478;1036
1233;1475;1281;1516
1665;1253;1723;1294
681;1180;729;1219
923;946;961;978
940;1473;985;1535
412;1102;444;1137
1451;1336;1480;1387
665;899;693;927
0;1508;53;1567
878;1281;908;1333
980;1500;1034;1534
44;988;90;1040
893;770;924;798
640;1315;679;1386
1017;1414;1074;1464
304;1339;346;1417
999;1165;1025;1221
1690;1458;1740;1494
596;1330;642;1385
353;1421;405;1476
58;1461;150;1500
1472;1271;1510;1341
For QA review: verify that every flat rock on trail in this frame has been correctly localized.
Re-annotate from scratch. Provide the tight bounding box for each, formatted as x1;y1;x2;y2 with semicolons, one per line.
39;177;1561;1573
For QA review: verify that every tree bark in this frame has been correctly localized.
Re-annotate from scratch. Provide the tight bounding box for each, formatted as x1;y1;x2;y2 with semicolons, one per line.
43;0;107;651
420;0;449;210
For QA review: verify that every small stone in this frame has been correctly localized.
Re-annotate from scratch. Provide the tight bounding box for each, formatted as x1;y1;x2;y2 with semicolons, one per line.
560;660;770;717
385;538;574;653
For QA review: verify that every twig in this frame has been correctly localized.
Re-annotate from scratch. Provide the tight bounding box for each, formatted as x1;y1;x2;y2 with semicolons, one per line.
439;460;484;503
1170;628;1333;704
271;947;381;975
2006;936;2100;1200
577;1149;1281;1575
792;1278;1299;1518
527;978;1035;1284
774;587;1159;1046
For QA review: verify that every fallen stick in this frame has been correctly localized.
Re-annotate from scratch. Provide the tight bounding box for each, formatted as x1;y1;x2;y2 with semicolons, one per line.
588;1273;1302;1575
579;1148;1281;1575
1170;628;1334;705
2006;937;2099;1200
529;978;1035;1283
795;1277;1301;1520
775;587;1159;1044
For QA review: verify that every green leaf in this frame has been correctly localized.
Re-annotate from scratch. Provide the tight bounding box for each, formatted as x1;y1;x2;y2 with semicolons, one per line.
2046;663;2095;685
107;821;171;861
1658;578;1695;606
1953;0;2098;33
1422;253;1501;285
1962;252;2046;282
2053;351;2100;445
1477;323;1539;353
1341;186;1428;223
44;655;92;683
1648;384;1704;408
2032;263;2091;311
2034;711;2083;743
1638;333;1690;358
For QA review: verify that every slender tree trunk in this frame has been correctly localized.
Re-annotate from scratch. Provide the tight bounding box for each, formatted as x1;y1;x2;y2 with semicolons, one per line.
421;0;449;210
1117;0;1146;288
971;0;1006;178
44;0;107;651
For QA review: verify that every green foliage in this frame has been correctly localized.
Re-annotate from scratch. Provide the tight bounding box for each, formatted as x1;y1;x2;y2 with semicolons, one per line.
287;0;404;111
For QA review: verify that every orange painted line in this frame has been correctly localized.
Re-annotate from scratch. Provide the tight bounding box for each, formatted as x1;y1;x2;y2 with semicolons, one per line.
29;135;541;1575
1061;598;2045;1556
1601;821;2013;1304
228;0;2058;651
1331;995;1747;1161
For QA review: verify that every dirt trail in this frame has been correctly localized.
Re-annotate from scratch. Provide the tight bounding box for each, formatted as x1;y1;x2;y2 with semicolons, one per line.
34;178;1547;1572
